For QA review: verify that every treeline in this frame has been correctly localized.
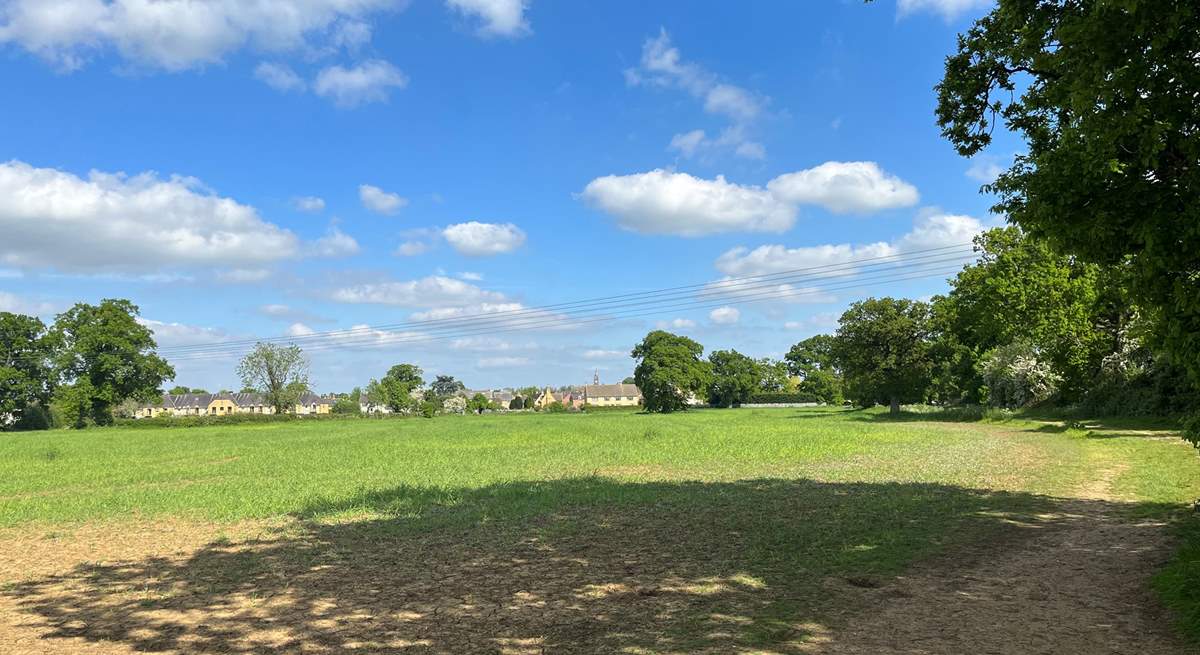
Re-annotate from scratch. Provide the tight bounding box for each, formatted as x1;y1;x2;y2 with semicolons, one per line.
1;299;173;430
633;227;1197;419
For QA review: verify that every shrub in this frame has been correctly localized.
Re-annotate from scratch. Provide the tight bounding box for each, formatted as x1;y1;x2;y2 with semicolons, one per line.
509;396;525;410
442;396;467;415
745;392;820;404
979;342;1061;409
419;400;439;418
332;398;361;414
545;401;567;413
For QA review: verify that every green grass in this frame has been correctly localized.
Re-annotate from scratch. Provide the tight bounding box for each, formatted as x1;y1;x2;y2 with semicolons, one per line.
3;406;1200;650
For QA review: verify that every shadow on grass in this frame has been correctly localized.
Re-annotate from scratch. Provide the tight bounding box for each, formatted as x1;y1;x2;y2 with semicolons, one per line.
3;478;1179;654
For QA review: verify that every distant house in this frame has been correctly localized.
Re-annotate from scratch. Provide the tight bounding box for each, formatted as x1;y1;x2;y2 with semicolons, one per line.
582;383;642;407
136;392;332;418
533;387;557;409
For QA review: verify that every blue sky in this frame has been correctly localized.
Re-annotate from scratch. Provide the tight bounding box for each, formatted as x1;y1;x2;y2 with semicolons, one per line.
0;0;1014;392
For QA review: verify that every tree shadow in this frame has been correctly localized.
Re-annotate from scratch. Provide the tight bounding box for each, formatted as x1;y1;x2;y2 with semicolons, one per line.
2;477;1178;654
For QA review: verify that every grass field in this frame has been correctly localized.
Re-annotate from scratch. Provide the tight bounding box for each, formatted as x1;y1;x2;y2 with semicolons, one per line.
2;407;1199;653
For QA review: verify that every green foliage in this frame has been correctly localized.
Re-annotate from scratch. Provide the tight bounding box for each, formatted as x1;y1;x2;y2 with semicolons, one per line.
366;363;424;414
632;330;711;413
237;343;309;415
794;369;843;406
332;397;361;415
0;312;56;431
756;358;790;393
935;1;1200;440
707;349;760;408
621;376;636;385
430;375;464;398
745;392;819;405
785;334;844;405
467;393;490;414
833;297;932;414
544;400;567;413
1155;517;1200;644
509;396;525;410
51;299;174;428
419;400;438;419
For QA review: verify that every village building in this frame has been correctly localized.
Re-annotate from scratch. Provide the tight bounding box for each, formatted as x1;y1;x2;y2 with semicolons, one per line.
581;372;642;407
137;392;332;418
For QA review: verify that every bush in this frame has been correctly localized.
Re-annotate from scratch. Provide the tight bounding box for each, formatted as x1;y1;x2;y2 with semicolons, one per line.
545;401;567;413
979;342;1061;409
419;400;439;418
332;398;361;414
509;396;525;410
745;392;820;404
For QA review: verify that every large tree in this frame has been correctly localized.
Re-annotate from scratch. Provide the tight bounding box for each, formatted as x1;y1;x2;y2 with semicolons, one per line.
0;312;57;430
632;330;711;413
785;335;843;404
366;363;424;413
833;297;933;415
934;0;1200;437
430;375;464;398
237;343;309;415
52;299;174;427
707;349;760;408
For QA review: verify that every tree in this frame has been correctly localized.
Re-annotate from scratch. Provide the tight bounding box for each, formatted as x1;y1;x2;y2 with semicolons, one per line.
52;299;174;427
622;376;636;385
707;350;760;408
832;298;933;415
756;358;790;393
430;375;464;398
467;392;490;414
367;363;424;414
931;228;1111;401
236;343;309;415
168;385;190;395
786;335;843;404
509;396;525;410
0;312;57;430
332;397;361;414
934;1;1200;438
632;330;711;413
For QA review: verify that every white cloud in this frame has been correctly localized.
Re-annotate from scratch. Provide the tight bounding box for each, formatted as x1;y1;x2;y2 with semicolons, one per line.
308;227;360;257
314;59;407;108
655;318;696;330
216;268;272;283
450;336;513;351
255;61;306;92
137;317;228;347
965;154;1008;184
581;169;795;237
331;275;507;307
702;277;835;305
709;306;740;325
0;0;400;72
445;0;530;38
292;195;326;212
359;183;407;214
442;221;526;256
767;161;919;214
583;349;624;360
286;322;316;337
669;129;707;157
258;303;330;323
897;0;993;21
0;160;302;273
714;211;986;277
669;126;765;161
0;291;58;316
457;271;483;281
627;30;767;158
477;356;530;368
395;240;429;256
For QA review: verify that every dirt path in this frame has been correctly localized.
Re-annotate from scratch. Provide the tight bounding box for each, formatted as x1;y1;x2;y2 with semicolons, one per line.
815;465;1187;655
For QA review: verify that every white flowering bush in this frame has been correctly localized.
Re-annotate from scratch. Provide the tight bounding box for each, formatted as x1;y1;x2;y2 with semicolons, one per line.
979;342;1062;408
441;395;467;415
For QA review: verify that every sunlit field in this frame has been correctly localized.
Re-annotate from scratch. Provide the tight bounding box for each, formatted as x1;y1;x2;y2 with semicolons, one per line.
2;408;1198;653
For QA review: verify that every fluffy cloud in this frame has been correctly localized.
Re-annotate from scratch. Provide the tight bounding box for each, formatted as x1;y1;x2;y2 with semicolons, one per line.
445;0;530;38
897;0;993;21
582;169;795;237
359;183;407;214
0;291;58;316
292;195;326;212
668;126;765;161
457;271;483;281
255;62;306;92
442;221;526;256
216;268;272;283
767;161;919;214
702;277;835;306
965;154;1008;184
331;275;507;307
627;30;767;158
308;226;360;257
0;160;304;273
655;318;696;330
0;0;400;71
395;240;429;256
714;211;986;277
314;60;408;108
709;306;740;325
137;317;229;347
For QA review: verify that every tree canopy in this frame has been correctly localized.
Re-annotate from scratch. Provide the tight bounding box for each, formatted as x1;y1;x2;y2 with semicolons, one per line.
707;349;759;408
0;312;56;430
833;297;933;414
367;363;424;414
236;343;309;415
935;0;1200;437
430;375;464;398
632;330;711;413
52;299;174;427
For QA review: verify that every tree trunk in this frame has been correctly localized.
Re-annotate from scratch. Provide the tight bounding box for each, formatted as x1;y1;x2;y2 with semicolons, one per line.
889;396;900;415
